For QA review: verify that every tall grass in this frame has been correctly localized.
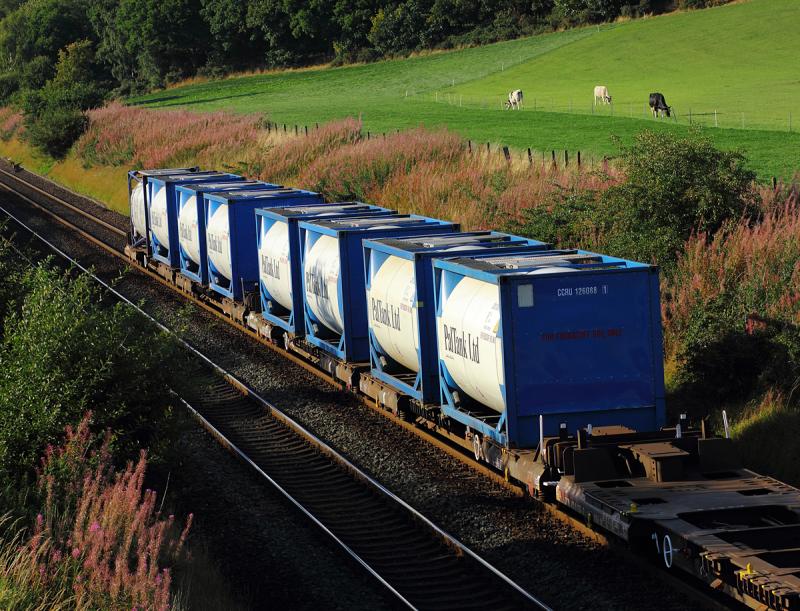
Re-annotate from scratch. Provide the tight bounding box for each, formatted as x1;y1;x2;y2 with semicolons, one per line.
0;415;191;610
73;104;616;228
663;189;800;358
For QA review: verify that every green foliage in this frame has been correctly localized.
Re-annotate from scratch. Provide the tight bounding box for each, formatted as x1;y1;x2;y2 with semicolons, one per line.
600;130;759;267
23;106;87;157
22;40;109;157
512;130;760;270
510;184;602;248
0;256;177;482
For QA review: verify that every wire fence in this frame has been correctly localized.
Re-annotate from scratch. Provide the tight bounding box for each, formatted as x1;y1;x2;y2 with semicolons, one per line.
429;91;798;133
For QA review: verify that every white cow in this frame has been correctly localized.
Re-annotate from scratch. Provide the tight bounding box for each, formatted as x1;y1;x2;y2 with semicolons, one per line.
505;89;523;110
594;85;612;105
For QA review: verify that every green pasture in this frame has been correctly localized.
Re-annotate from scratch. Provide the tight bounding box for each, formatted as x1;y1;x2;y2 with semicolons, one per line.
131;0;800;179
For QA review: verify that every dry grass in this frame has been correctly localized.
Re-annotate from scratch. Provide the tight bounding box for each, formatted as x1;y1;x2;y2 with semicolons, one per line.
70;104;617;228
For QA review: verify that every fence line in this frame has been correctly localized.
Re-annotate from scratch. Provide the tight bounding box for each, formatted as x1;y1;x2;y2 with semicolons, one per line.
260;120;607;171
426;91;798;132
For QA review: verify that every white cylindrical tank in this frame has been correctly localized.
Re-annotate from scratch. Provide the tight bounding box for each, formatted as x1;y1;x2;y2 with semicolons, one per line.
367;256;418;371
438;265;578;413
178;195;201;266
438;276;506;412
305;222;403;336
131;182;146;237
368;246;486;372
206;204;232;280
149;185;170;247
259;221;292;310
304;235;344;334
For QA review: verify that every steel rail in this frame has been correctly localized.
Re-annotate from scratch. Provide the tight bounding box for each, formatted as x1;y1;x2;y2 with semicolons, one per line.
0;194;551;611
0;167;127;238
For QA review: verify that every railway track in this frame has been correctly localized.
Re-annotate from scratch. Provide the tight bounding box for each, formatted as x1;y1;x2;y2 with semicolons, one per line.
0;164;550;610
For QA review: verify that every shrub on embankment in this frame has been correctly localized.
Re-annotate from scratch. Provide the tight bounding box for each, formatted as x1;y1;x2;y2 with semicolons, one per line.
0;237;234;607
0;252;179;482
0;415;191;610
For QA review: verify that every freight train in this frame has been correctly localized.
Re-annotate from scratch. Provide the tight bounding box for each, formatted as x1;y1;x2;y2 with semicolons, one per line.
125;166;800;610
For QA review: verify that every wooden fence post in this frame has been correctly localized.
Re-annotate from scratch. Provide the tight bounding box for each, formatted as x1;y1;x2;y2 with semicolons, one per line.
502;146;511;162
551;150;556;166
467;140;472;153
577;151;581;167
564;150;569;166
486;142;490;154
527;148;532;165
304;125;308;136
294;125;298;135
283;123;287;133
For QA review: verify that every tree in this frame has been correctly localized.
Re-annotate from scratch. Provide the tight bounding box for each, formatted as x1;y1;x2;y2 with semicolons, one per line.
23;40;110;157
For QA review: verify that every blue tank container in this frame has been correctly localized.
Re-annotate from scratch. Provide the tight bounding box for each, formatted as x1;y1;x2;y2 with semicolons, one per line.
432;249;665;449
255;203;394;336
176;180;272;285
127;167;201;248
363;232;550;404
205;188;323;301
147;172;242;268
298;215;459;362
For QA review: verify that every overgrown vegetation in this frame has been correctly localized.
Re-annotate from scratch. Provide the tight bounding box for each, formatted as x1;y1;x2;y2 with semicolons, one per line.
0;236;209;606
511;129;759;270
0;255;178;481
0;416;190;609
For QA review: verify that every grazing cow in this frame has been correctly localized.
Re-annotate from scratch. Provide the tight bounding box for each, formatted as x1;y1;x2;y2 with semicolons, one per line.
594;85;612;105
649;92;671;118
505;89;523;110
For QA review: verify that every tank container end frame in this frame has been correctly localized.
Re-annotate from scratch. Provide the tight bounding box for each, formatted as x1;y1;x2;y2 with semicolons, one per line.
146;172;243;269
204;189;323;302
126;167;199;251
176;180;272;286
432;250;666;450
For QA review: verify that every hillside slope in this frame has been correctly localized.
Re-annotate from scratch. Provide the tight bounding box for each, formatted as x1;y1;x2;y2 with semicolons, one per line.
131;0;800;178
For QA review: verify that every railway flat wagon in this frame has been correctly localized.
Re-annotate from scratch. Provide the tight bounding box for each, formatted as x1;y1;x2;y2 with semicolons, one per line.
204;188;323;303
361;232;550;406
255;203;394;338
146;172;242;267
432;249;665;451
177;180;270;285
298;215;458;366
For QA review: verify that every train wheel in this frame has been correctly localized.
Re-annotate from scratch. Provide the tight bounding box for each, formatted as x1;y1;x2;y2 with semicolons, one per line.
662;534;674;569
472;433;482;462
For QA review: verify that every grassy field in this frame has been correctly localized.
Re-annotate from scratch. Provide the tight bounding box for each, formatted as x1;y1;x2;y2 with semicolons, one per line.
128;0;800;178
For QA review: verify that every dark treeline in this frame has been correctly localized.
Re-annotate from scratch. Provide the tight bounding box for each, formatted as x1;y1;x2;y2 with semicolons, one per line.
0;0;726;156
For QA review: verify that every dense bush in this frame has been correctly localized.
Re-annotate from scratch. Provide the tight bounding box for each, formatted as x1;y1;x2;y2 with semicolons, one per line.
0;256;178;482
512;130;760;270
599;130;759;267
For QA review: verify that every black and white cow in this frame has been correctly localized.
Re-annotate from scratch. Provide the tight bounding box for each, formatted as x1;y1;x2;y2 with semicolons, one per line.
505;89;523;110
649;92;671;118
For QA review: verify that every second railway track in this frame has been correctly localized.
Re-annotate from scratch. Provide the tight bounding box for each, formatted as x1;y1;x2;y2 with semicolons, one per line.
0;163;550;610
